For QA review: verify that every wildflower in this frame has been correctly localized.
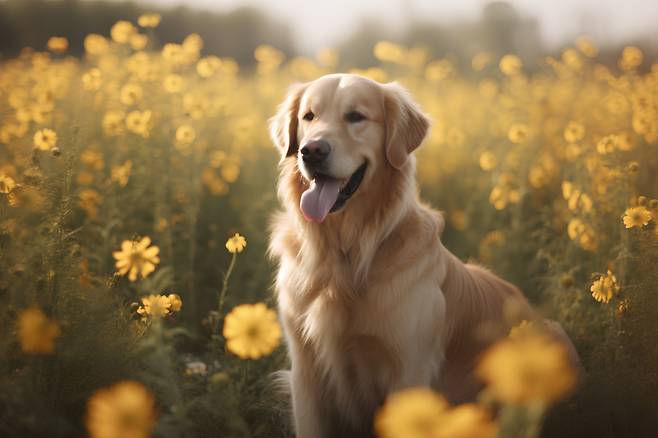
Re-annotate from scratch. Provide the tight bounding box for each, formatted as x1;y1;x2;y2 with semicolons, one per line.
102;111;125;136
471;52;492;71
590;270;619;303
564;121;585;143
47;37;68;53
82;68;102;91
110;161;132;187
80;149;105;171
619;46;643;71
163;74;184;93
223;303;282;359
84;34;109;55
0;174;17;194
477;333;577;404
425;59;454;82
623;206;652;228
596;135;619;154
138;13;161;28
175;125;196;146
225;233;246;253
33;128;57;150
86;381;155;438
508;123;529;144
576;36;598;58
79;189;102;218
374;388;448;438
17;308;61;354
126;110;152;138
220;162;240;183
136;294;172;318
196;56;222;78
130;33;148;51
113;237;160;281
120;84;143;106
499;54;522;75
479;151;498;171
167;294;183;312
111;20;137;44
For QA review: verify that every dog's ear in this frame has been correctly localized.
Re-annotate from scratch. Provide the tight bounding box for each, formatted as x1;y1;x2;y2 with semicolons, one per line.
382;82;431;169
269;83;308;158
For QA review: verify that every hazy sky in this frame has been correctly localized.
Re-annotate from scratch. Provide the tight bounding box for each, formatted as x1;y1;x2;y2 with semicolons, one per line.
136;0;658;54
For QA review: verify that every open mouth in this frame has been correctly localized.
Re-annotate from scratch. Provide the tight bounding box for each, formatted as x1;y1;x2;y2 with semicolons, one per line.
299;162;368;223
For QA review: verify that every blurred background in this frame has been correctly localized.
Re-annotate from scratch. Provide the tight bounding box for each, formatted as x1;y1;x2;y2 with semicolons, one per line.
1;0;658;69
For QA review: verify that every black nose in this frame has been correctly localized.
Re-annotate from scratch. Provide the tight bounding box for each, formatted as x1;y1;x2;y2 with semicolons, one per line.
300;140;330;165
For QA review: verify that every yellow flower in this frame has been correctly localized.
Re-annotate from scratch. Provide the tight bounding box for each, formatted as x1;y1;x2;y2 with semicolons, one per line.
623;206;652;228
113;237;160;281
175;125;196;146
225;233;246;253
163;74;184;93
619;46;643;71
126;110;152;138
136;294;172;318
110;161;132;187
0;174;17;194
47;36;68;53
17;308;61;354
79;189;102;218
425;59;454;82
479;151;498;171
223;303;282;359
33;128;57;150
564;121;585;143
477;333;577;404
102;111;125;136
576;36;598;58
590;270;619;303
499;54;522;75
138;13;161;28
130;33;148;51
167;294;183;312
84;34;109;55
374;388;448;438
120;84;143;106
111;20;137;44
508;123;529;144
82;68;103;91
196;56;222;78
86;381;155;438
471;52;492;71
373;41;406;63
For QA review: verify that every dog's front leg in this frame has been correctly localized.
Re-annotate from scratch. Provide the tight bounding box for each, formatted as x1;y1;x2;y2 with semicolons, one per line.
283;317;332;438
290;363;330;438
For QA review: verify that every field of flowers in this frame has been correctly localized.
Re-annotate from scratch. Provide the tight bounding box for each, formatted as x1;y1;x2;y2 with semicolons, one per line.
1;14;657;438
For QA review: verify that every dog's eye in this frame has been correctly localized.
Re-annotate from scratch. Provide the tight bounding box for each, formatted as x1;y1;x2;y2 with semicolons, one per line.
345;111;366;123
303;111;314;121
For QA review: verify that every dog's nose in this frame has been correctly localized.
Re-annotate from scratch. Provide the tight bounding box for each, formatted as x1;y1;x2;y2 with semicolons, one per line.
300;140;330;165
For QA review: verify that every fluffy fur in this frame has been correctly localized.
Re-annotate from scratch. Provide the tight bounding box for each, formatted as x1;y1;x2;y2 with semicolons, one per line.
268;74;543;438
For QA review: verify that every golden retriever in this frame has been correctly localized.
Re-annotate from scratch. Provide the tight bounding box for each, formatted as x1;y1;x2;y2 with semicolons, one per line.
268;73;570;438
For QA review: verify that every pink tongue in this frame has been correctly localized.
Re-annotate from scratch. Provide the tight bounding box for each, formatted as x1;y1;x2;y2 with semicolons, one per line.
300;177;341;222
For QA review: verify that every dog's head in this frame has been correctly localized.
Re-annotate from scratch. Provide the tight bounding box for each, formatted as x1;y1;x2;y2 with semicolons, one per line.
270;73;430;223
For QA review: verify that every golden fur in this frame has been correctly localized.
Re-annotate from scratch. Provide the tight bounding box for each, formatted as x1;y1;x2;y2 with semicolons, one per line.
268;74;544;438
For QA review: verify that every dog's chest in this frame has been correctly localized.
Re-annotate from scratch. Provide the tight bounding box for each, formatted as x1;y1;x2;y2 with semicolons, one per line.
299;290;401;409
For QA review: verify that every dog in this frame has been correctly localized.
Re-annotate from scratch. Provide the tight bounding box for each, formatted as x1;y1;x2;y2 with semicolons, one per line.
268;73;571;438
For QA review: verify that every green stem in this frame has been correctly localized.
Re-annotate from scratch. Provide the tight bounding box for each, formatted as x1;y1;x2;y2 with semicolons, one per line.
217;252;237;318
